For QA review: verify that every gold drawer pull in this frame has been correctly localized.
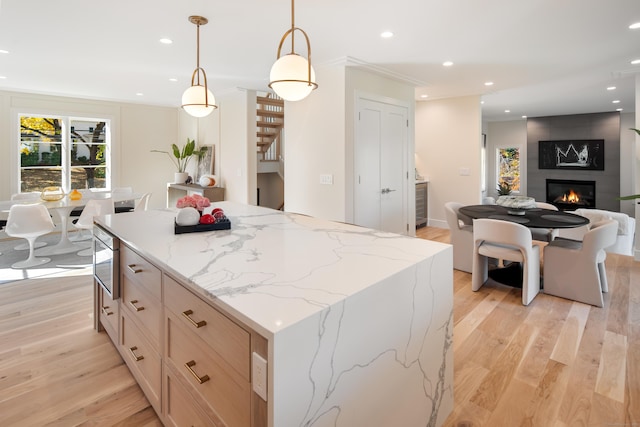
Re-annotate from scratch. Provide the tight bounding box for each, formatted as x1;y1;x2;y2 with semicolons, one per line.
129;300;145;312
182;310;207;328
128;346;144;362
101;305;113;316
185;360;209;384
127;264;142;274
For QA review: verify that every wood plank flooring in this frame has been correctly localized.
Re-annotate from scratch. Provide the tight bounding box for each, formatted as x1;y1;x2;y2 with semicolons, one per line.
0;228;638;426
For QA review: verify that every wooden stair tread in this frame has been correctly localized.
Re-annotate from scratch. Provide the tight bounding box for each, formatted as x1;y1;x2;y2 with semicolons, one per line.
256;110;284;118
257;121;283;128
257;96;284;107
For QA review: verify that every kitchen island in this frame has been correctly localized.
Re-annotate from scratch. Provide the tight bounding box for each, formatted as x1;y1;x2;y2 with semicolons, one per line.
95;202;453;427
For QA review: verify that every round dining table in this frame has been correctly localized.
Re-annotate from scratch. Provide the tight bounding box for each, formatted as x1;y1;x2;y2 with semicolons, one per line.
458;204;590;229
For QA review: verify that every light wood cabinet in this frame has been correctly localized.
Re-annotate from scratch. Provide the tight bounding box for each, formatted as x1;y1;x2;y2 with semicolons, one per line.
167;183;225;208
95;242;268;426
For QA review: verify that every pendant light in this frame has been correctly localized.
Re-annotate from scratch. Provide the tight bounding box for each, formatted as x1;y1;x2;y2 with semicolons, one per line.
268;0;318;101
181;15;217;118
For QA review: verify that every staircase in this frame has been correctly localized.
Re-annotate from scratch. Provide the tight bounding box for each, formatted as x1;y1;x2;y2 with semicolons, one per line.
256;94;284;161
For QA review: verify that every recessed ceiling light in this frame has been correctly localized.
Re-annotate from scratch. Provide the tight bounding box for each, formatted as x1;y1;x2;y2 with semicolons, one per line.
136;92;144;96
442;61;453;67
616;108;624;111
504;109;510;113
159;38;173;44
607;86;616;91
522;115;527;119
380;31;394;38
420;94;428;98
0;49;8;54
0;76;6;79
480;100;485;104
485;81;494;86
612;100;620;104
629;22;640;29
632;59;640;65
169;78;178;82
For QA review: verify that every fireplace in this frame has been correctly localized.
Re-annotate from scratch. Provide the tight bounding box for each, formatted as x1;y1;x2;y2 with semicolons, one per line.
546;179;596;211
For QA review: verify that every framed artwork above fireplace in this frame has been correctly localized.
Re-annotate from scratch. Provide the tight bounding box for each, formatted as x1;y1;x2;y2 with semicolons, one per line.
538;139;604;170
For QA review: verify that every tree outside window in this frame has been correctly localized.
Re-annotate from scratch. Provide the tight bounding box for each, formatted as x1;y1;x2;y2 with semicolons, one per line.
497;147;520;193
20;116;109;193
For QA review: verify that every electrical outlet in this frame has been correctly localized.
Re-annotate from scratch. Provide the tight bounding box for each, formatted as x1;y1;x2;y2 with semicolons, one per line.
320;174;333;185
252;352;268;401
459;167;470;176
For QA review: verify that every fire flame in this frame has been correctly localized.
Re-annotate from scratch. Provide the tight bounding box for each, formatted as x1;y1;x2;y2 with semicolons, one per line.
561;189;580;204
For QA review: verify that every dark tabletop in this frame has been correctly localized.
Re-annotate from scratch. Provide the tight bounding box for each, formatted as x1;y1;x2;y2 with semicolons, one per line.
458;205;590;229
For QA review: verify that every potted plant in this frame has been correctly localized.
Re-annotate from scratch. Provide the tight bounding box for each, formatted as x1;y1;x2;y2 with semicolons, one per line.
151;138;207;184
497;179;512;196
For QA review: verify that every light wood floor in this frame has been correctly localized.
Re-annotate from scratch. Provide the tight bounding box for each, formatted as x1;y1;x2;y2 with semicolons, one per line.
0;228;638;426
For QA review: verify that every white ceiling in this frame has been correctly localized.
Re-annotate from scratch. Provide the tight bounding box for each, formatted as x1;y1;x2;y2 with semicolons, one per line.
0;0;638;122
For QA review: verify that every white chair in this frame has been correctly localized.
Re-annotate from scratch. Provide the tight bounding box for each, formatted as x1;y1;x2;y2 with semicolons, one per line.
472;218;541;306
134;192;152;211
444;201;474;273
75;198;114;256
530;201;559;243
11;192;49;250
5;204;55;268
543;219;617;307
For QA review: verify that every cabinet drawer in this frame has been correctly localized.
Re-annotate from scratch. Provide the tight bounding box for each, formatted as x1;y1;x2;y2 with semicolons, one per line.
121;274;162;347
164;370;223;427
121;312;162;413
121;244;161;300
164;275;250;380
166;310;250;427
98;285;119;343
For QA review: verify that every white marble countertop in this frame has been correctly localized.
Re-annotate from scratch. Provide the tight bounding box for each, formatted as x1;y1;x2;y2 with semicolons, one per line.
97;202;450;338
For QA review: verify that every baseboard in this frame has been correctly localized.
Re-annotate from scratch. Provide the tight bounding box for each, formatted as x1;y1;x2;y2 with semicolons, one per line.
429;218;448;229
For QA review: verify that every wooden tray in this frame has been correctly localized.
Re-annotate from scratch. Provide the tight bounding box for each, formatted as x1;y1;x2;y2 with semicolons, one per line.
174;218;231;234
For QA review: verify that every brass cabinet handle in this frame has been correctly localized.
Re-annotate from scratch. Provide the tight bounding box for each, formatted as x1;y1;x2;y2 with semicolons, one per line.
101;305;113;316
127;264;142;274
129;300;145;312
185;360;209;384
128;346;144;362
182;310;207;328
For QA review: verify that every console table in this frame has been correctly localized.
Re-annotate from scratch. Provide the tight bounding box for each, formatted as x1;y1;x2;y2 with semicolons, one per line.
166;183;224;208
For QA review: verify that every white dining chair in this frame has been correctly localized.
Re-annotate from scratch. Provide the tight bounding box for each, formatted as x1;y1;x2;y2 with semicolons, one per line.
5;204;55;268
444;201;474;273
134;192;152;211
472;218;541;306
530;201;559;243
543;219;617;307
10;192;49;250
75;198;114;256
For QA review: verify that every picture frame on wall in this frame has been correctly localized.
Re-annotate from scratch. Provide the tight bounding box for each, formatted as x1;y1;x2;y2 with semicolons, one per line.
538;139;604;170
196;145;214;180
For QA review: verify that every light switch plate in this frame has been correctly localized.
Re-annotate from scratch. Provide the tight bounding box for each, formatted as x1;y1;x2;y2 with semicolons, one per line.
252;352;268;401
320;174;333;185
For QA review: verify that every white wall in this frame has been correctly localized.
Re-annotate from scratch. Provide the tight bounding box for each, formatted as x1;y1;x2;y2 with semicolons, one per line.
284;65;347;220
217;89;255;205
485;120;528;198
0;90;199;210
415;96;482;229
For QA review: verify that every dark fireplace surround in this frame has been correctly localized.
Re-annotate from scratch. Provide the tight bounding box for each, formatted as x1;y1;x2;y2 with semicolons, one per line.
546;179;596;211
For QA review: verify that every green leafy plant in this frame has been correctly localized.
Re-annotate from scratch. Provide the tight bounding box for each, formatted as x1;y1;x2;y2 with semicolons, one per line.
151;138;206;173
617;128;640;201
497;180;512;196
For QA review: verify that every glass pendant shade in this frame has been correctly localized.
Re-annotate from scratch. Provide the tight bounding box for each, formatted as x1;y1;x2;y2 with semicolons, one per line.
181;84;216;118
269;54;316;101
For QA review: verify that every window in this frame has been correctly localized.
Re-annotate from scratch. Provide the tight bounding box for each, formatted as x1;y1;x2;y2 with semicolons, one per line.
19;116;110;193
497;147;520;193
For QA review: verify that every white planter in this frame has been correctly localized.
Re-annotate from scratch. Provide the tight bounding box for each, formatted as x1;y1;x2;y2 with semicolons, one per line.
174;172;189;184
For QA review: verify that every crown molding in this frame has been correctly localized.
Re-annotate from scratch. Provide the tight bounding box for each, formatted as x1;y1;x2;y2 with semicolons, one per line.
318;56;427;87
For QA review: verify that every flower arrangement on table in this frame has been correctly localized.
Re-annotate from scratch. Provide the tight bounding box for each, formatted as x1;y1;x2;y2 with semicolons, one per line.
176;194;210;212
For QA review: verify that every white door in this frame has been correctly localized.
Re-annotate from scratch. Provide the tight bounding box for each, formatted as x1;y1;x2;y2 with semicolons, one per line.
354;98;408;234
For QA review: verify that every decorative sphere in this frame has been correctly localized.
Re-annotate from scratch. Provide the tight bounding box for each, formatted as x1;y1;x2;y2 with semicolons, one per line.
198;175;216;187
182;85;216;118
269;54;316;101
176;207;201;226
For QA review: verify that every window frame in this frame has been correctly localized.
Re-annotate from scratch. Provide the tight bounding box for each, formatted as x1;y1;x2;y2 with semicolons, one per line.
15;113;112;194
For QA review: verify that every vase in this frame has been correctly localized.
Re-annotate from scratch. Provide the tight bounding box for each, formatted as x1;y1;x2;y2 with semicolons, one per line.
174;172;189;184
